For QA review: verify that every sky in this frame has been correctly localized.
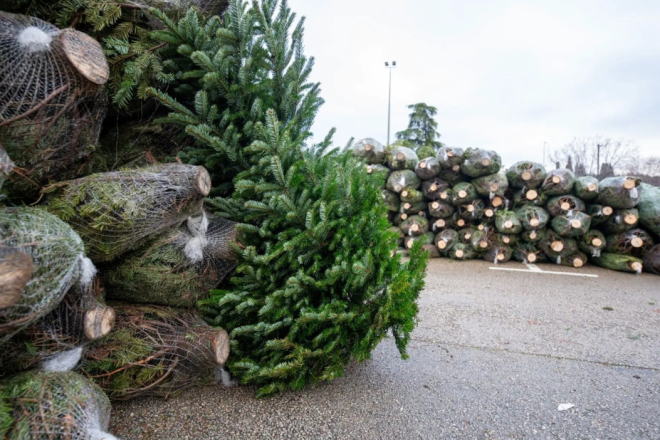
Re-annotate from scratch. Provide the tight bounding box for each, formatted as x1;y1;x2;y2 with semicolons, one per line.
288;0;660;167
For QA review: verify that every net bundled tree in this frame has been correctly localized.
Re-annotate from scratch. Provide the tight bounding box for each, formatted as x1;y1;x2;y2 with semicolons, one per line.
146;1;427;396
0;12;109;202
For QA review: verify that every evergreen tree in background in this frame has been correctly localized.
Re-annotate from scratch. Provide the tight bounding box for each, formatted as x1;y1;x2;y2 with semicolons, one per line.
396;103;443;153
147;0;428;396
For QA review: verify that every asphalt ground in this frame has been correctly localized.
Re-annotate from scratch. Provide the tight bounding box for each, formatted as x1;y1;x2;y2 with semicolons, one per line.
110;259;660;439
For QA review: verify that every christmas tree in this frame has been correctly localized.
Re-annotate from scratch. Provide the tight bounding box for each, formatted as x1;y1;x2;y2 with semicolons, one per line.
147;0;428;396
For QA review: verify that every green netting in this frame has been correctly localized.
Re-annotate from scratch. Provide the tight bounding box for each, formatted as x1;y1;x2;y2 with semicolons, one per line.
437;146;464;169
460;148;501;178
353;138;385;165
0;207;93;345
541;168;575;196
470;227;495;252
604;229;654;257
417;145;436;160
0;370;115;440
101;213;237;308
44;163;210;263
598;177;642;209
546;195;586;217
386;146;418;171
573;176;600;201
591;253;643;273
637;183;660;236
80;304;229;401
505;161;546;189
386;169;420;193
415;157;441;180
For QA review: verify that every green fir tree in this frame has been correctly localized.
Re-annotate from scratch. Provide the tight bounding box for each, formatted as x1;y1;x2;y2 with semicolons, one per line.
395;102;443;153
146;0;428;396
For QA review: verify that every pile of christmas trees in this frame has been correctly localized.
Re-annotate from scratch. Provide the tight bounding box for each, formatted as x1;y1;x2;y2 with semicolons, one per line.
355;139;660;275
1;1;426;437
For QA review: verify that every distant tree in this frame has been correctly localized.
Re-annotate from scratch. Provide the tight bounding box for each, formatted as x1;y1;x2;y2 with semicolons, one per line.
626;155;660;185
395;103;443;152
550;136;638;178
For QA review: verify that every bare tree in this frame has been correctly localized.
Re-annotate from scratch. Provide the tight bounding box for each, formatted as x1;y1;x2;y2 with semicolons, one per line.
627;156;660;177
550;136;639;177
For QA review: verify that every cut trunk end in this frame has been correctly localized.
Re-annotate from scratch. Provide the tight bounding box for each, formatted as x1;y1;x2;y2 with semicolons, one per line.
624;214;638;225
438;240;447;249
431;202;440;209
452;165;460;172
631;237;644;248
603;206;613;216
396;152;405;161
212;329;231;366
492;197;503;207
570;220;582;229
457;219;466;227
552;176;561;184
561;202;571;211
440;192;448;200
479;241;488;249
482;158;491;166
467;205;475;212
630;262;643;272
526;190;538;200
504;220;513;229
623;179;636;190
573;258;584;268
592;238;603;247
447;151;455;157
435;220;445;228
489;183;499;192
194;167;212;197
485;209;494;218
404;203;411;210
455;250;464;258
394;184;403;192
419;161;427;169
366;166;373;174
401;190;409;198
458;190;467;198
497;253;505;261
400;214;408;220
365;144;373;151
551;241;564;252
430;184;438;192
587;183;597;192
530;218;540;227
527;253;537;263
521;171;532;181
503;236;510;244
84;306;116;341
411;224;420;233
0;251;33;309
530;232;538;239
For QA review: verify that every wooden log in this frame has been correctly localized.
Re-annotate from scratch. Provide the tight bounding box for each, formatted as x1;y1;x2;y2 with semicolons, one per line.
0;249;33;309
83;307;116;341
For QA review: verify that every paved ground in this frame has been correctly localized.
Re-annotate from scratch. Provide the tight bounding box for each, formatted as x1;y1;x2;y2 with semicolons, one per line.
110;259;660;439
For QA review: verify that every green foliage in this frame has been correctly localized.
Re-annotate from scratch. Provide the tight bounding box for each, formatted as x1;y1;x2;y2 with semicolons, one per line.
395;103;443;153
148;0;428;396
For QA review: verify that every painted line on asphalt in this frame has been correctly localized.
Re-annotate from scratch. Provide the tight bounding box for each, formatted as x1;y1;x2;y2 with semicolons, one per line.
488;264;599;278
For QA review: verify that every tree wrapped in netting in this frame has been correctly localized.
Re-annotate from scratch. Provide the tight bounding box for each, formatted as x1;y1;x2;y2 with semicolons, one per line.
404;232;435;250
449;242;476;260
521;228;543;244
353;138;385;165
0;12;109;202
472;172;508;198
637;183;660;237
515;205;550;230
604;229;654;257
80;304;229;401
559;251;588;269
452;182;477;205
400;201;427;216
512;242;546;264
573;176;599;201
506;161;546;189
44;163;210;263
643;245;660;275
587;204;613;226
578;230;606;257
0;280;115;378
421;177;450;200
0;371;116;440
437;146;464;169
101;212;237;308
386;169;420;193
598;177;642;209
541;168;575;196
513;187;547;208
366;164;389;182
483;245;512;264
592;253;643;274
538;230;578;263
456;199;485;221
147;2;428;396
400;188;424;203
495;210;522;235
438;166;464;185
381;189;400;212
546;195;586;217
470;227;495;252
421;243;441;258
400;215;429;237
386;146;418;171
460;148;501;177
434;229;458;253
415;156;441;180
0;247;32;310
0;207;95;345
550;211;591;237
458;227;476;244
600;208;639;234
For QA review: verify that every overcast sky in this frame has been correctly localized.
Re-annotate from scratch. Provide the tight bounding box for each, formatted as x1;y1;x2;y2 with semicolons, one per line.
288;0;660;166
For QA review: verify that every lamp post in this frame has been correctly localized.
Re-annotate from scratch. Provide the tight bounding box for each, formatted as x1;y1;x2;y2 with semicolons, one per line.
385;61;396;147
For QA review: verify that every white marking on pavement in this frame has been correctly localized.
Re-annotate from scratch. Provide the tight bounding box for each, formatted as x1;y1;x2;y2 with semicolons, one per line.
489;265;598;278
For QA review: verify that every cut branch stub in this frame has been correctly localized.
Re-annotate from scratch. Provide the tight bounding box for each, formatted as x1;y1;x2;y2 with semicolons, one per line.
84;306;116;341
0;250;33;309
60;29;109;85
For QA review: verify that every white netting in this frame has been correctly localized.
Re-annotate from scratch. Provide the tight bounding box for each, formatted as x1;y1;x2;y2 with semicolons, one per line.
0;12;108;200
0;370;116;440
0;207;90;345
101;212;237;308
44;163;211;263
80;304;229;401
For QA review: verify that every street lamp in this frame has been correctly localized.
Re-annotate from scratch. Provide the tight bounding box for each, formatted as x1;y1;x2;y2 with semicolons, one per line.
385;61;396;146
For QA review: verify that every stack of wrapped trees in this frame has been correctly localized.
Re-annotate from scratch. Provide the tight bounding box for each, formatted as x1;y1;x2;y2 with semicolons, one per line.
0;9;235;438
355;138;660;275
